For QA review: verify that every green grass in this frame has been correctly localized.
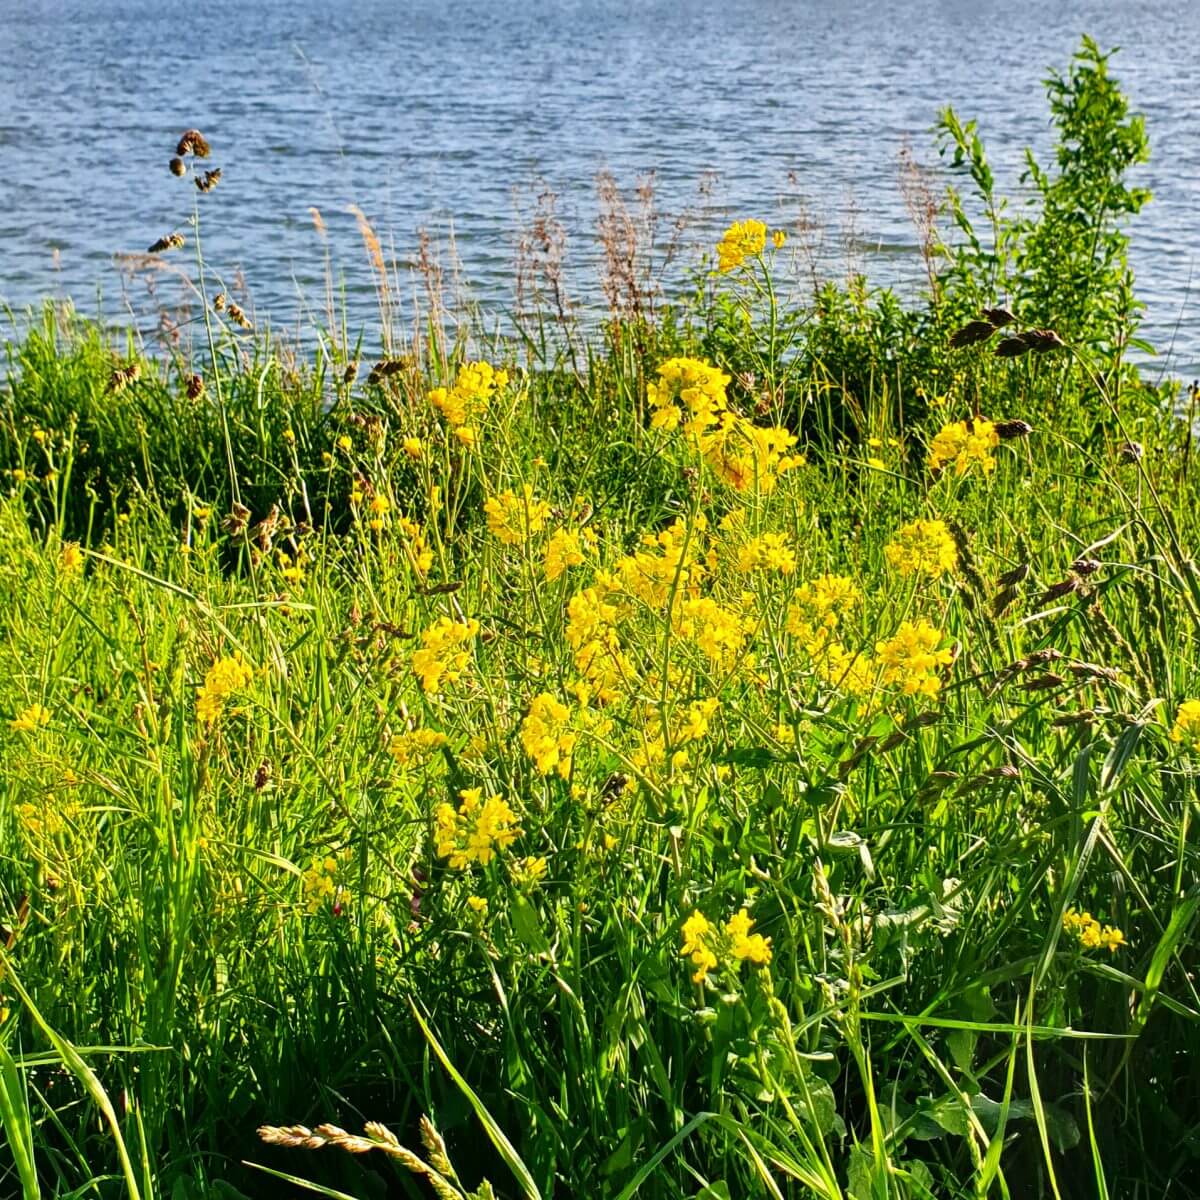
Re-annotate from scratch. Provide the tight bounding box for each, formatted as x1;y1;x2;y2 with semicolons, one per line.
2;36;1199;1200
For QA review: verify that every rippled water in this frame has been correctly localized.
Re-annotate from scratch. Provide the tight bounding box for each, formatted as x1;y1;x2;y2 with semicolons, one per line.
2;0;1198;371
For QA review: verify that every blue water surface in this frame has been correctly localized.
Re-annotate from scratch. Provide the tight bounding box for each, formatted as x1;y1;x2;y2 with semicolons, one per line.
1;0;1197;371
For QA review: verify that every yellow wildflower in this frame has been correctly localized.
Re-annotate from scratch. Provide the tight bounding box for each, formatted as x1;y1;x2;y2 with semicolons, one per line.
544;527;585;581
429;361;508;430
875;620;953;698
59;542;84;574
411;617;480;695
389;728;449;770
1169;699;1200;752
725;908;772;964
928;418;1000;476
10;703;51;733
485;485;551;545
435;788;521;869
884;519;958;579
716;219;767;273
521;693;578;778
680;911;719;983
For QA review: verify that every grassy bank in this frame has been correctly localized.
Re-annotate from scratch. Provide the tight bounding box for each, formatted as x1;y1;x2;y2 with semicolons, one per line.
2;38;1199;1200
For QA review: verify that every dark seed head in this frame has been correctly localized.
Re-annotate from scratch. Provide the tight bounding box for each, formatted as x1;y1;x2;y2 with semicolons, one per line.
996;562;1030;589
982;306;1016;327
176;128;211;158
994;336;1031;359
1118;440;1144;463
994;419;1033;440
195;167;222;193
169;157;186;177
1025;328;1066;353
148;232;185;254
949;319;996;349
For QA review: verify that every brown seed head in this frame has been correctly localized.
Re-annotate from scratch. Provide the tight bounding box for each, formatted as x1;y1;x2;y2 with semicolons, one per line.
949;319;996;349
185;373;204;400
168;157;186;177
994;419;1033;440
982;306;1016;327
195;167;222;193
994;336;1032;359
148;233;185;254
1025;328;1066;353
176;128;211;158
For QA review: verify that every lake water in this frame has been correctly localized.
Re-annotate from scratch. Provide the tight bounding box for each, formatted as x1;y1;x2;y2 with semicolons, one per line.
2;0;1198;373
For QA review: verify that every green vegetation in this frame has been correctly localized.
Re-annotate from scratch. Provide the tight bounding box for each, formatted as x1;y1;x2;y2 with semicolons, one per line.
2;38;1198;1200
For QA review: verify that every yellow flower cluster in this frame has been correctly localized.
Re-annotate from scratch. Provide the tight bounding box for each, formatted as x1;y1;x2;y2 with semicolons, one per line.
521;692;578;778
565;583;631;704
617;519;704;609
680;907;772;983
675;596;750;668
787;574;861;649
17;795;81;839
388;727;448;770
485;485;552;545
648;358;731;435
196;654;254;725
411;617;480;695
9;702;51;733
544;526;595;582
700;413;803;494
1169;699;1200;752
301;854;350;914
875;619;954;698
735;531;796;575
428;361;509;447
632;697;721;773
510;855;549;889
648;358;803;494
59;542;84;574
1063;907;1126;952
434;788;521;869
716;219;767;273
884;519;958;579
928;418;1000;476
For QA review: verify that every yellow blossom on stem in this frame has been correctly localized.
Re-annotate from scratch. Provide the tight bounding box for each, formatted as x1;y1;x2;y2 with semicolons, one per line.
196;654;254;725
544;527;586;581
428;361;508;430
485;485;551;545
716;219;767;273
10;703;51;733
521;693;578;778
1063;907;1126;952
736;531;796;575
435;788;521;869
389;727;449;770
680;911;719;983
884;518;958;579
724;908;773;964
1169;699;1200;752
411;617;479;695
928;418;1000;476
875;620;953;698
59;542;84;574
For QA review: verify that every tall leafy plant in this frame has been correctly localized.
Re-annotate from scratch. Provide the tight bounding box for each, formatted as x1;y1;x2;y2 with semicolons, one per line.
936;36;1151;357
